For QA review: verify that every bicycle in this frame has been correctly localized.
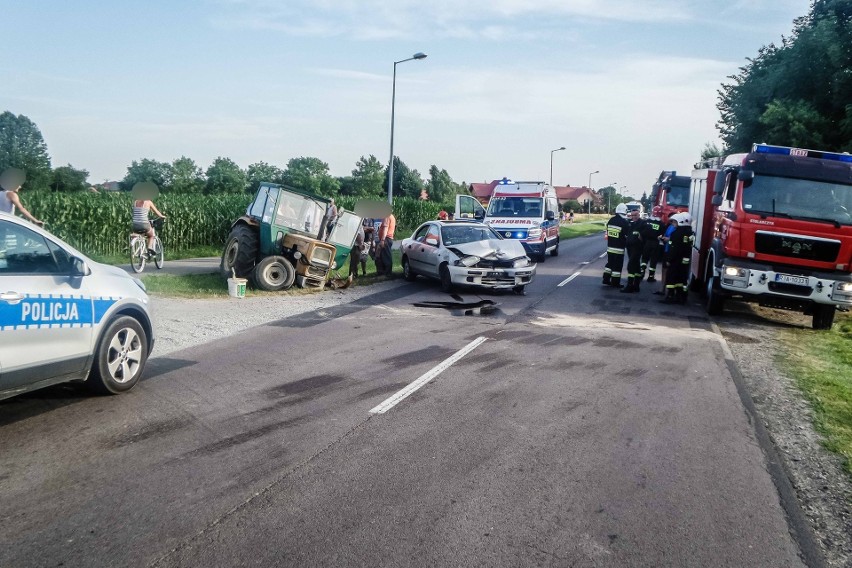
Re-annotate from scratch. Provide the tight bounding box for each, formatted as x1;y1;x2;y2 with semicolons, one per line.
129;217;165;274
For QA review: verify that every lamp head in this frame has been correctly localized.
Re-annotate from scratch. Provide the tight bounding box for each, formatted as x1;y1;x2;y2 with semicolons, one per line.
413;52;427;60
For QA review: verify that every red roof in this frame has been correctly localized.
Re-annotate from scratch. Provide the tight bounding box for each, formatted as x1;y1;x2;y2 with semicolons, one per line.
469;181;498;200
554;185;593;201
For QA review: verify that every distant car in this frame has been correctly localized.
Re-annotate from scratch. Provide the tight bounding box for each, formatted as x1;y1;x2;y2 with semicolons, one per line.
0;213;154;401
401;220;536;293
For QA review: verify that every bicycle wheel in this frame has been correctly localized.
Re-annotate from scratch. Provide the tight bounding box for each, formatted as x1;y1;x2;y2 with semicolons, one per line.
153;236;164;269
130;237;146;273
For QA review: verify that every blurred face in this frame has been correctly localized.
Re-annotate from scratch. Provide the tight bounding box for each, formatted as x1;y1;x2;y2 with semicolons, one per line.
629;211;640;220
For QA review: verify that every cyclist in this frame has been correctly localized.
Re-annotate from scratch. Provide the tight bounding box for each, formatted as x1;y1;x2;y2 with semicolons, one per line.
132;196;166;257
0;168;44;226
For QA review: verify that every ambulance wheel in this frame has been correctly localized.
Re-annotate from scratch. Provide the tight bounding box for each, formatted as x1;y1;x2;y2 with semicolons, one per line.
88;316;148;395
550;239;559;257
812;304;836;330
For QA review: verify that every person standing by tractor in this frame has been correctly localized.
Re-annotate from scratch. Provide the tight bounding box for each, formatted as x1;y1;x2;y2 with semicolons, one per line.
376;212;396;277
349;221;367;278
318;198;337;241
640;205;665;283
603;203;629;287
620;208;645;293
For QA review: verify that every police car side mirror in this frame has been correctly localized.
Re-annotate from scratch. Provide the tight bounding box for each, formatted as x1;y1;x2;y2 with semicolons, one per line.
473;210;484;220
545;211;555;221
70;257;91;277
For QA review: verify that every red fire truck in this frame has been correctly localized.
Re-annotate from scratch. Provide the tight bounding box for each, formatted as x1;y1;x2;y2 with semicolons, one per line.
650;170;691;223
689;143;852;329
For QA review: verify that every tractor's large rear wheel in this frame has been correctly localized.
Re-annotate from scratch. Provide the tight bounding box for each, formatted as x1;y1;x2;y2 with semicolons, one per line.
220;224;259;279
253;256;296;291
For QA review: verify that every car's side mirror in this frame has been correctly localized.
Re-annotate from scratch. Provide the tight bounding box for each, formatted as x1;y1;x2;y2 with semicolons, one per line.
474;211;484;220
425;237;439;246
70;257;91;277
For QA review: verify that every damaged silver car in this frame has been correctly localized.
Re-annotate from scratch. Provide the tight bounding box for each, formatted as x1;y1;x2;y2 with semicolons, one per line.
401;220;536;294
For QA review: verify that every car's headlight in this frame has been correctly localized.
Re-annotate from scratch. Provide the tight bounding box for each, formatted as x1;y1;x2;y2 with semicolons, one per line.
513;257;530;268
457;255;481;267
528;228;542;237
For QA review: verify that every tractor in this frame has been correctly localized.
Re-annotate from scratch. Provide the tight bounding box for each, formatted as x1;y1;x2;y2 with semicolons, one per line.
220;183;362;290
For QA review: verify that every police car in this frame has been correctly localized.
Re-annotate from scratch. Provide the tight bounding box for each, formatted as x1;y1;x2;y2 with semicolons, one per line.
0;212;154;401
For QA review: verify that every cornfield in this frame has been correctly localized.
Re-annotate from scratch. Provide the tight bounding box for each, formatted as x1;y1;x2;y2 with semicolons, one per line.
27;192;252;257
25;192;453;258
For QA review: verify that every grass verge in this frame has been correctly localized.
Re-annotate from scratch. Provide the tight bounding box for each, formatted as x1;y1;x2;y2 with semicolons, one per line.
141;250;402;298
778;311;852;476
559;220;606;239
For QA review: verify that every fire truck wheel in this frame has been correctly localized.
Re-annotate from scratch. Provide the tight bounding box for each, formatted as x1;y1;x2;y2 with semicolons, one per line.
811;304;836;330
704;273;725;315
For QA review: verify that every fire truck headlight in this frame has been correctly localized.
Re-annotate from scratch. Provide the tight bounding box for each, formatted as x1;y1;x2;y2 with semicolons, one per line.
724;267;747;278
722;266;749;288
837;282;852;292
831;282;852;303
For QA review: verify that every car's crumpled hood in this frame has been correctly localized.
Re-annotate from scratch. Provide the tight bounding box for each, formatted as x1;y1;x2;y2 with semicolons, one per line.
452;238;527;260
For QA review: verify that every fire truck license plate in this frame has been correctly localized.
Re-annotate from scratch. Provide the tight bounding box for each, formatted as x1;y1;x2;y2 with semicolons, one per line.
775;273;809;286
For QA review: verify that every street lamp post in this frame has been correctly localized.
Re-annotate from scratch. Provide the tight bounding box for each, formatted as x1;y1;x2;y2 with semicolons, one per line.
550;146;566;186
387;52;427;205
588;170;599;215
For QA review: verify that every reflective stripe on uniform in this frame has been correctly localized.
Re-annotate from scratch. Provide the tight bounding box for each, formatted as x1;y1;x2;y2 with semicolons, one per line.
606;247;625;254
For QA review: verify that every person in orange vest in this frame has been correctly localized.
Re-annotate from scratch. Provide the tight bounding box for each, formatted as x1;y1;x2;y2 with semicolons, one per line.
376;212;396;277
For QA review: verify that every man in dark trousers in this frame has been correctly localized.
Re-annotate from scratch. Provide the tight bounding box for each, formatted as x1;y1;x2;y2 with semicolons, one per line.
620;208;645;293
640;206;665;283
603;203;629;287
661;213;695;304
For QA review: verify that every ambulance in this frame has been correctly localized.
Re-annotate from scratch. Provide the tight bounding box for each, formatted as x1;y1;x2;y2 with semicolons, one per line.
456;178;560;262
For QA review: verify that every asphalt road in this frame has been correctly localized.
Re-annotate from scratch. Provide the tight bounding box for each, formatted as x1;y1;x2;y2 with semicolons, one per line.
0;235;814;567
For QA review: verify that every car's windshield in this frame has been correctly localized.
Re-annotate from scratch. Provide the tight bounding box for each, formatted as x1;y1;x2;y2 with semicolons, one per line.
487;197;543;218
666;183;690;207
742;175;852;225
441;225;501;245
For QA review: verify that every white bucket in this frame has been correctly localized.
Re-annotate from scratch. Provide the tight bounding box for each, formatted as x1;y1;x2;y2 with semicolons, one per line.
227;277;247;299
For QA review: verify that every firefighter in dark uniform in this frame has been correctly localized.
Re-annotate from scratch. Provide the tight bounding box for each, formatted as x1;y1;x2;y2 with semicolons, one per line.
640;205;665;282
661;213;695;304
603;203;629;287
620;208;645;293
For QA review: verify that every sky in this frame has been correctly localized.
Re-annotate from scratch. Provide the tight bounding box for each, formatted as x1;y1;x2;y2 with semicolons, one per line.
1;0;810;199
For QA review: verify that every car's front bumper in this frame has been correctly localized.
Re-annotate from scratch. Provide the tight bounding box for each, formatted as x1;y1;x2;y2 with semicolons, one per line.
448;264;536;289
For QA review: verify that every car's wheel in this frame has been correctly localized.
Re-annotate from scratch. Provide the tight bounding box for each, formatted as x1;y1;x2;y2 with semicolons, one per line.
537;248;546;263
87;316;148;395
220;224;259;279
402;256;417;281
153;236;164;269
130;238;146;273
439;263;453;293
512;285;526;295
704;269;725;315
550;238;559;257
812;304;836;330
253;255;296;291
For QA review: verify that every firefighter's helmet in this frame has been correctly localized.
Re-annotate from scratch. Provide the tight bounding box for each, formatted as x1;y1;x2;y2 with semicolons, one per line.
615;203;628;217
678;213;692;226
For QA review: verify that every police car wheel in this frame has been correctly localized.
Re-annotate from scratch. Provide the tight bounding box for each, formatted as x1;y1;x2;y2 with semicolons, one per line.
88;316;148;395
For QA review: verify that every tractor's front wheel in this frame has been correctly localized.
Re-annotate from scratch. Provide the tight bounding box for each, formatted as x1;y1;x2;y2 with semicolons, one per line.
253;256;296;291
220;224;259;279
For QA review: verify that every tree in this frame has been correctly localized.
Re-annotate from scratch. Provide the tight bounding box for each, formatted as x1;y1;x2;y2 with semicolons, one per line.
425;165;464;204
348;155;385;198
0;111;52;191
246;161;284;194
168;156;205;194
640;191;651;213
700;142;724;160
50;164;89;192
282;156;339;197
121;159;172;192
205;157;246;194
717;0;852;151
385;157;423;200
562;199;582;213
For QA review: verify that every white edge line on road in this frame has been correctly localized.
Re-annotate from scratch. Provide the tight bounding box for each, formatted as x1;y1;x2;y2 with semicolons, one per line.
557;272;582;287
369;336;488;415
598;252;607;258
